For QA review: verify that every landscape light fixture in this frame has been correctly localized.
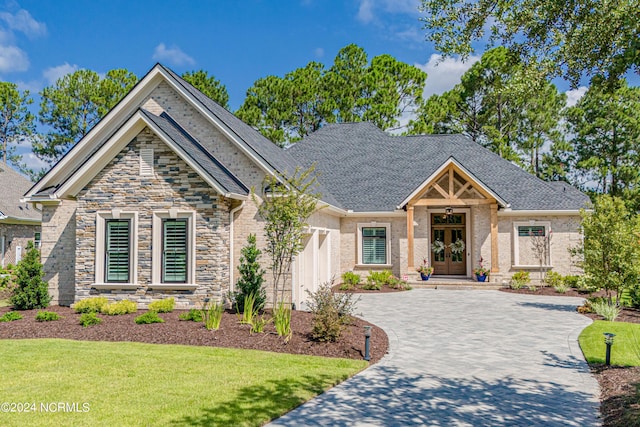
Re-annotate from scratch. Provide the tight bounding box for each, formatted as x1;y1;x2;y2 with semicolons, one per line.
364;326;372;361
604;332;616;366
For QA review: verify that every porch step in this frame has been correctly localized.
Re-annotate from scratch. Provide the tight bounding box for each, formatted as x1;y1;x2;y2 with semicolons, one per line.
409;277;503;290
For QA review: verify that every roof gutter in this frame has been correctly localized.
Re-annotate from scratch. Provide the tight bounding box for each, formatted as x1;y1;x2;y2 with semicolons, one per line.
498;209;584;216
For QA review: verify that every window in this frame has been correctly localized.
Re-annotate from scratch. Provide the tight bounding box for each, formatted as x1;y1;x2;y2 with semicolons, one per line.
95;211;138;286
105;220;131;283
34;232;41;249
357;223;391;266
152;210;195;286
162;219;188;283
513;221;552;267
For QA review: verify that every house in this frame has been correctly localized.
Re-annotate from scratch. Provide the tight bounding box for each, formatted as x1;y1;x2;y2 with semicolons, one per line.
23;63;589;309
0;165;41;267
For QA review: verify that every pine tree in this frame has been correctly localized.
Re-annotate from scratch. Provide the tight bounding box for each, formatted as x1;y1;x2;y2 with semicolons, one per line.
234;234;266;312
11;241;51;310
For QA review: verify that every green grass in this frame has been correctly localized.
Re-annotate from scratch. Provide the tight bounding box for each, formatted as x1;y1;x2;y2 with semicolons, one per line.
0;299;10;307
0;339;367;426
579;320;640;366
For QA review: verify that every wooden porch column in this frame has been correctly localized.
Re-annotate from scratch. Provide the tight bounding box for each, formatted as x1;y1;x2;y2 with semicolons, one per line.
490;203;499;273
407;206;414;268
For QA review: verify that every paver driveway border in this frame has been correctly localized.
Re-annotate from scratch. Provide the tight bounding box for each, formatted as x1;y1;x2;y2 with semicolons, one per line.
269;289;601;426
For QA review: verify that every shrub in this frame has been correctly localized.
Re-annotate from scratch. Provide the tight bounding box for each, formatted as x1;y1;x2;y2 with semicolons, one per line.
74;297;109;314
364;270;394;290
101;300;137;315
148;298;175;313
387;276;412;291
273;301;292;341
563;275;580;288
307;280;359;342
590;299;621;321
553;282;568;294
79;312;102;327
202;299;224;331
233;234;266;313
179;309;203;322
135;311;165;324
10;241;51;310
341;271;361;289
510;271;530;289
544;271;563;288
0;311;23;322
35;311;61;322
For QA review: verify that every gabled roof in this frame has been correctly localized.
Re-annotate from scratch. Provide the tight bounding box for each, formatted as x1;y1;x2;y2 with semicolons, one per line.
24;64;301;203
0;166;40;222
287;122;590;212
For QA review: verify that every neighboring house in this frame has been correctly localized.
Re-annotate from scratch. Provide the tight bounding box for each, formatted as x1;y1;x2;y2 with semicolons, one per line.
0;165;41;267
23;64;589;309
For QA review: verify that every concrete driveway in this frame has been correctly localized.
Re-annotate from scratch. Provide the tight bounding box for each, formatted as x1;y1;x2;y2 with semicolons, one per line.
270;290;600;426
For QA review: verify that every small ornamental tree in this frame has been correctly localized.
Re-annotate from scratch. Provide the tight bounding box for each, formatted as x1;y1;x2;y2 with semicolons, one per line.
573;195;640;306
234;234;266;312
256;166;320;305
11;241;51;310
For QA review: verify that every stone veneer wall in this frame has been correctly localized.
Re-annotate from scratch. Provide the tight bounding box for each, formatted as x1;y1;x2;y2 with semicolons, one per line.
41;201;77;305
74;128;231;308
0;223;40;267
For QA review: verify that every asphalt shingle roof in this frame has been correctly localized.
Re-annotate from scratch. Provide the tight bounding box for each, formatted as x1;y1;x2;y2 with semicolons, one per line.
140;109;249;196
287;122;590;212
0;166;40;220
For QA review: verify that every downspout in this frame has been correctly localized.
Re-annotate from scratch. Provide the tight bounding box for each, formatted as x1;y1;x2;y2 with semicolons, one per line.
229;201;245;294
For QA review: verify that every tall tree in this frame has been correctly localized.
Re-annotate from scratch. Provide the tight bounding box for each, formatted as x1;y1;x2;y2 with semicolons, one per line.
35;69;138;165
237;44;426;145
420;0;640;85
182;70;229;109
410;47;565;169
565;79;640;200
0;82;35;171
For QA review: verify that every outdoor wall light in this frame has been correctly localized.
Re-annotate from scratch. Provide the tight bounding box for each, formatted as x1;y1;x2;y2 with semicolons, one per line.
364;326;372;361
603;332;616;366
445;206;453;217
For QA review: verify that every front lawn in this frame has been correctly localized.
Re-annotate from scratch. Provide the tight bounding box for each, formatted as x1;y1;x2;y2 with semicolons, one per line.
0;339;367;426
579;320;640;366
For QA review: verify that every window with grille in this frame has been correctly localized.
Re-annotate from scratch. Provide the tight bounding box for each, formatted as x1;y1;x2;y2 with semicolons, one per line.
162;219;188;283
362;227;387;264
105;220;131;282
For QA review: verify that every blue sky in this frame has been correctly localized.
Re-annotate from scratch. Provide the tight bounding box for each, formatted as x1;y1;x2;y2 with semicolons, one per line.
1;0;588;173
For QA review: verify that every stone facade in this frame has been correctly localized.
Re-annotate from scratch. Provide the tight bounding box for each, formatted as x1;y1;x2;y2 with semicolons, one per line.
74;128;231;308
0;223;40;267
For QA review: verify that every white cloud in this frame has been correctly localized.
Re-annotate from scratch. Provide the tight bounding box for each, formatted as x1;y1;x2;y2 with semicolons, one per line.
357;0;375;23
416;54;481;98
356;0;420;23
0;9;46;38
43;62;78;85
314;47;324;58
0;44;28;72
565;86;587;107
152;43;195;67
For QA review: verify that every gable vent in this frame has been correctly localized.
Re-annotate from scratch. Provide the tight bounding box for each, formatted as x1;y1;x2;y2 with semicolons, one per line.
140;148;154;176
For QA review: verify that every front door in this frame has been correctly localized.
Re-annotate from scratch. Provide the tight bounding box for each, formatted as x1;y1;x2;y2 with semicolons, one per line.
431;213;466;275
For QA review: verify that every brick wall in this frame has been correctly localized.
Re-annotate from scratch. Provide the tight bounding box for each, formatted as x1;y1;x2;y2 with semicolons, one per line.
41;201;77;305
0;223;40;267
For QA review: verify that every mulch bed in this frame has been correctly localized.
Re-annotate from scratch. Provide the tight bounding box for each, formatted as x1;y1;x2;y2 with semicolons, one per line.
502;286;640;426
0;305;388;364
